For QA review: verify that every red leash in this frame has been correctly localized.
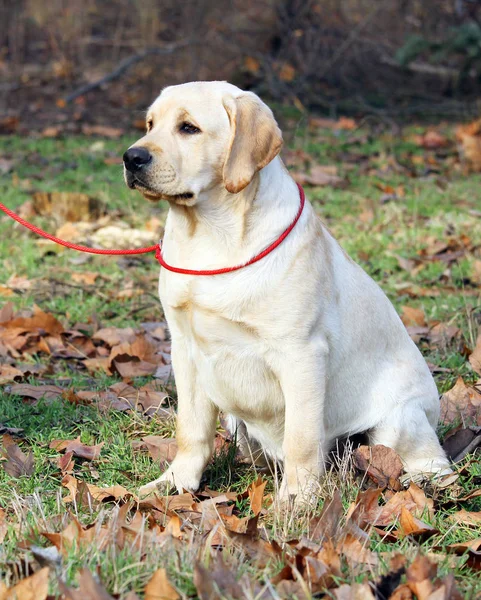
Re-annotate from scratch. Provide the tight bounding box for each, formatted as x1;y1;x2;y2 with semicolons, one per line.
0;201;157;256
0;183;305;275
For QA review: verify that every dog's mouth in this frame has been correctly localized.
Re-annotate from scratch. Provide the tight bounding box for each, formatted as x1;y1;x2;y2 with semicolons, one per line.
127;177;194;203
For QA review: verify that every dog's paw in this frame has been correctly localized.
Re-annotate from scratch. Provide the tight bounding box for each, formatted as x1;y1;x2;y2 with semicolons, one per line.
278;475;319;508
139;465;201;498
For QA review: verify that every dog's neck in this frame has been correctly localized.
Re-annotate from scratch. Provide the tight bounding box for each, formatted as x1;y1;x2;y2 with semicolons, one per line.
164;157;301;267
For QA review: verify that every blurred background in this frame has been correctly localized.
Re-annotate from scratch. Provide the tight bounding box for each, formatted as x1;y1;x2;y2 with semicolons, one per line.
3;0;481;133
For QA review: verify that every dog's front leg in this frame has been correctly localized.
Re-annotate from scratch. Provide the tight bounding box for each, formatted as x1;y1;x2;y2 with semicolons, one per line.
276;344;328;503
139;339;218;496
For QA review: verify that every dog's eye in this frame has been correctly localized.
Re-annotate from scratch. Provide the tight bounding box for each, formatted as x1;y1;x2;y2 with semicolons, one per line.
179;122;201;135
146;119;153;132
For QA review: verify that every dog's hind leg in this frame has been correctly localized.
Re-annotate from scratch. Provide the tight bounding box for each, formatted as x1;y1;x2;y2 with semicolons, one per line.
369;404;452;478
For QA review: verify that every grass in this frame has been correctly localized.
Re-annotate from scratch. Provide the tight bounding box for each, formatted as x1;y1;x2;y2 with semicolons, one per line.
0;120;480;598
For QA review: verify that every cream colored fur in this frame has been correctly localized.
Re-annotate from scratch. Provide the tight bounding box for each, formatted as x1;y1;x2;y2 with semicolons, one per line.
123;81;451;501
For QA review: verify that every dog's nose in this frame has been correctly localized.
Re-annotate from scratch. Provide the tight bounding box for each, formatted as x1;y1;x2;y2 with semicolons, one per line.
123;147;152;172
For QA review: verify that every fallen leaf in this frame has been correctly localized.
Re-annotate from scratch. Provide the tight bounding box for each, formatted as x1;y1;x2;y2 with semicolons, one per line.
71;272;100;286
469;329;481;375
50;436;104;460
293;165;347;188
194;559;243;600
59;567;115;599
397;507;438;539
0;364;24;384
4;304;64;336
353;445;404;490
144;568;180;600
333;583;376;599
1;434;34;478
61;474;131;504
309;489;343;542
440;377;481;426
448;509;481;526
414;130;449;150
456;119;481;171
81;124;124;138
400;306;426;327
247;477;266;516
92;327;137;347
447;538;481;552
350;483;433;528
2;567;49;599
442;426;481;462
140;436;177;464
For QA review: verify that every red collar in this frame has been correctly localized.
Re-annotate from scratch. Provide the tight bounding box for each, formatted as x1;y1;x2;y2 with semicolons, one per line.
155;183;305;276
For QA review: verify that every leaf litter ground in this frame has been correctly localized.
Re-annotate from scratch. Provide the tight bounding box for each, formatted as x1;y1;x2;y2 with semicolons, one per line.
0;118;481;598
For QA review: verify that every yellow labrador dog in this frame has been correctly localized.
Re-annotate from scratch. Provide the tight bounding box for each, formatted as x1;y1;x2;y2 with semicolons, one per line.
123;81;450;501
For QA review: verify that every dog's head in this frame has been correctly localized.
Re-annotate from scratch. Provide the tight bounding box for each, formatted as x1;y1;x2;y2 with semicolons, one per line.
123;81;282;206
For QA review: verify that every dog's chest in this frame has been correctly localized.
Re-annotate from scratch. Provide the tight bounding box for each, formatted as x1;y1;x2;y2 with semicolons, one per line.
160;275;285;425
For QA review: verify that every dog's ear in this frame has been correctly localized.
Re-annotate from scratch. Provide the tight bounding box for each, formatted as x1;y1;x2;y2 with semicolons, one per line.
222;94;283;194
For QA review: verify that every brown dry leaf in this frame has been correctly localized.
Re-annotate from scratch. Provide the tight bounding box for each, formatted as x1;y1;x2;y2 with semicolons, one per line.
403;554;463;600
351;483;433;528
309;489;343;542
333;583;376;599
338;532;379;567
139;493;196;514
50;436;104;460
388;584;414;599
337;117;357;130
92;327;137;347
71;272;100;286
0;116;19;134
0;364;23;384
456;119;481;171
141;436;177;464
413;130;449;150
1;434;34;478
4;304;64;336
448;509;481;526
397;507;438;539
353;444;404;490
83;357;112;376
406;554;437;598
442;426;481;462
59;567;115;600
447;538;481;553
2;567;49;600
471;259;481;285
440;377;481;426
278;62;296;82
61;474;131;504
0;507;7;544
144;568;180;600
469;329;481;375
109;335;160;378
400;306;426;327
194;559;243;600
81;124;124;138
58;451;75;473
247;477;266;516
42;516;91;554
6;274;32;292
244;56;260;74
293;165;347;188
221;513;250;534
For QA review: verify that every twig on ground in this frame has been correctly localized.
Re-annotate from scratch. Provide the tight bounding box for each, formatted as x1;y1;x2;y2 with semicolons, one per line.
64;40;194;104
